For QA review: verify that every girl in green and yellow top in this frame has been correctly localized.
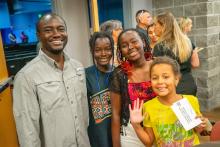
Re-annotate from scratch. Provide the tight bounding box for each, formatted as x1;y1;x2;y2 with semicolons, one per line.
129;56;208;147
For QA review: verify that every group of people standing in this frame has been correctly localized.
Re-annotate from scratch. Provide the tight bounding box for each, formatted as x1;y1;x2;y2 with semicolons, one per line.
12;10;209;147
8;31;29;44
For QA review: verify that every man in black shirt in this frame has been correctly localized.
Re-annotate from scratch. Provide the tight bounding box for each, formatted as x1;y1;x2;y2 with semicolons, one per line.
135;9;153;45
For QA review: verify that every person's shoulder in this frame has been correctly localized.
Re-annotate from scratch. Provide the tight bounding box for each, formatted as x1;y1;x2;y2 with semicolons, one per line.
183;94;197;99
153;43;163;53
85;65;94;71
17;56;41;74
68;58;86;76
183;95;198;103
144;97;158;107
14;56;42;82
85;65;95;74
154;42;165;49
143;97;159;113
113;65;122;72
69;57;84;68
112;66;125;76
136;27;148;36
136;26;144;32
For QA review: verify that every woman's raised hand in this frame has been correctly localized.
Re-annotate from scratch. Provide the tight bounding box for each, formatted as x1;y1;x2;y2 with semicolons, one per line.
129;98;145;125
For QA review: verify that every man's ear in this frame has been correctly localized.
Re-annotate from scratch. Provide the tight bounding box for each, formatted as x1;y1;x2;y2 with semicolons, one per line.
138;15;142;23
136;16;140;23
139;12;146;24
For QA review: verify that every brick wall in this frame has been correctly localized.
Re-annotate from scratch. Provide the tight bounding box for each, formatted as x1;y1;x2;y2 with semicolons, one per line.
152;0;220;111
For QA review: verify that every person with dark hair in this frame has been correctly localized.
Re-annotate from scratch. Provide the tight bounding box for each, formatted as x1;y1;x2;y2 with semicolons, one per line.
129;56;208;147
135;9;152;30
146;23;158;50
8;31;17;44
100;20;123;66
135;9;152;45
20;31;28;43
13;13;90;147
109;28;156;147
100;20;123;36
86;31;114;147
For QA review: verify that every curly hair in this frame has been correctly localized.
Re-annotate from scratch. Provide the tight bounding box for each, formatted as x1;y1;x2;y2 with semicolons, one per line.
117;28;152;63
89;31;115;65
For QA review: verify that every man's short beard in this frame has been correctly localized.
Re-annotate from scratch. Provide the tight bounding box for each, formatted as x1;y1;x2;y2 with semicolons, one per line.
50;49;63;55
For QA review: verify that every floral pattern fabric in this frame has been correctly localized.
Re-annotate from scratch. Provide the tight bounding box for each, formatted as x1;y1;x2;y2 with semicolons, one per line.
128;81;156;106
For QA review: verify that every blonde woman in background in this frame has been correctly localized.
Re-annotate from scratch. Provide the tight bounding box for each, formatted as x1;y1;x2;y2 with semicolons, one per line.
178;16;193;35
153;12;199;96
178;16;200;68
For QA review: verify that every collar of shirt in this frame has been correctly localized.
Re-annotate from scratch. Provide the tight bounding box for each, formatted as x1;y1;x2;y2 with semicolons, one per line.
39;49;70;70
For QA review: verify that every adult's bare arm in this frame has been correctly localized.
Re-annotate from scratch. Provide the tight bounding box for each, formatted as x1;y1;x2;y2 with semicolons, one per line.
191;49;200;68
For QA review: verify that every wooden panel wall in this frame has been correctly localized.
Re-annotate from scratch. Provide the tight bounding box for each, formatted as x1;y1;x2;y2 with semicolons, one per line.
0;32;18;147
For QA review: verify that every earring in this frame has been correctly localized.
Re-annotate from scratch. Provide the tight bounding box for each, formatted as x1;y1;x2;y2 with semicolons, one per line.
122;56;127;61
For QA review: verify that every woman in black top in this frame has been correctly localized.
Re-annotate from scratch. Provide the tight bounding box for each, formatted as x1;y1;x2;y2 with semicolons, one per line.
153;12;200;96
178;16;200;67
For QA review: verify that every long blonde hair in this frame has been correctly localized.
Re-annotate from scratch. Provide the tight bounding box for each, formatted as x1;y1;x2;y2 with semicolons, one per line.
156;12;191;63
177;17;192;33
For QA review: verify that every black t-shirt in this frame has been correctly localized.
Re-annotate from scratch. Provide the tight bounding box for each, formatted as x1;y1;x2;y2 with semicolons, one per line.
153;43;192;73
153;43;197;95
85;65;112;147
136;26;150;45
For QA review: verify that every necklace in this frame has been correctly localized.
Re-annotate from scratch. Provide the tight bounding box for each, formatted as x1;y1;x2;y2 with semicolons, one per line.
94;66;112;91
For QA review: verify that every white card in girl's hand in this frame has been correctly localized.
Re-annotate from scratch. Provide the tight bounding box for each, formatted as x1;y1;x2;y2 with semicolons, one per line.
171;98;202;131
